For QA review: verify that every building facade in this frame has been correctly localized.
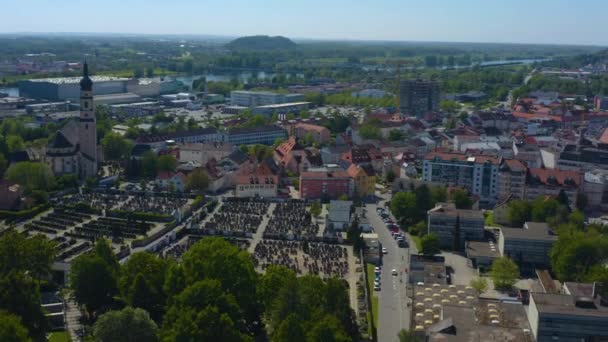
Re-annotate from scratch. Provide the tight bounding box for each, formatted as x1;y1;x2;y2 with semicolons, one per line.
230;90;304;107
225;126;286;146
498;222;557;269
427;203;485;249
399;79;440;118
299;171;354;200
43;63;98;179
422;152;500;205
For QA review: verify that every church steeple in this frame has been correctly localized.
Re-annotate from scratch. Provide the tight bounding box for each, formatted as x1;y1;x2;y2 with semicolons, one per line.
80;61;93;91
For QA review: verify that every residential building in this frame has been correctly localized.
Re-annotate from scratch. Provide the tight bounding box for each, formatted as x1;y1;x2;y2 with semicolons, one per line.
498;222;557;270
155;171;186;192
497;159;527;201
299;171;354;200
179;142;234;165
0;180;24;211
234;173;278;198
525;168;582;207
326;200;352;230
293;123;330;145
399;79;440;118
422;152;500;205
225;126;286;146
559;145;608;171
427;203;485;249
528;286;608;342
583;169;608;210
595;95;608;110
346;164;375;198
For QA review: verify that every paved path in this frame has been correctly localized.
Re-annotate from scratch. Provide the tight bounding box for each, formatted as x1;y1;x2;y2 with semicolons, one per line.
65;297;82;342
316;203;328;237
247;203;275;254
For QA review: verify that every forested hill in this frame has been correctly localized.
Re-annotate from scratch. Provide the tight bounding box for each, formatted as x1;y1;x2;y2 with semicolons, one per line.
226;35;296;50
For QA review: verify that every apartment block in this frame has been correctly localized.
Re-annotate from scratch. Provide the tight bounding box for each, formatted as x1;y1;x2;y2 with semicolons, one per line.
399;79;440;118
422;152;500;205
299;171;354;200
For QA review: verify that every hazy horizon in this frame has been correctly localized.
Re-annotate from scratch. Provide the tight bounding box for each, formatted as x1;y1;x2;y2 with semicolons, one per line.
2;0;608;46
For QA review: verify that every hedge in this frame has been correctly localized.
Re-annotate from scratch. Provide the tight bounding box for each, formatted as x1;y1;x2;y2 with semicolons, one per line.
0;204;51;223
108;210;173;222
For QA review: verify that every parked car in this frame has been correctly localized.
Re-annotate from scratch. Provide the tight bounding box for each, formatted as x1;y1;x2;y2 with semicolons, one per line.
374;284;381;291
391;269;398;276
382;247;388;254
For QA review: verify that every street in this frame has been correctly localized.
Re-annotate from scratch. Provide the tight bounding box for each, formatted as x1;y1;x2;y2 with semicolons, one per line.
367;195;416;342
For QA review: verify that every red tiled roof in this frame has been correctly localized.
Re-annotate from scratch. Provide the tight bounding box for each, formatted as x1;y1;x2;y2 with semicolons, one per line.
527;168;582;187
600;128;608;144
300;171;351;179
295;123;328;133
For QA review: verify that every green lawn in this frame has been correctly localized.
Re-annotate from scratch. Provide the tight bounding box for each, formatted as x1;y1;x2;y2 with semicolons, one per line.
410;235;423;251
48;331;71;342
366;264;379;331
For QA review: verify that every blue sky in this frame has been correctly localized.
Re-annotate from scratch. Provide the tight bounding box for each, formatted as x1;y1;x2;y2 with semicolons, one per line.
2;0;607;45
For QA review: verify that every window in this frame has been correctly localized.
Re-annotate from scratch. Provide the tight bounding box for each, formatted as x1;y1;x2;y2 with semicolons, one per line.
84;101;88;109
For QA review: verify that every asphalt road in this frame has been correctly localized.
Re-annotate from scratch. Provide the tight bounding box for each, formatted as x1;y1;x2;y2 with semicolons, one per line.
367;201;412;342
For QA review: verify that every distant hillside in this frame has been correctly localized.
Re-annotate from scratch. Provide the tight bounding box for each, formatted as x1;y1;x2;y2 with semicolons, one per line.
226;35;296;50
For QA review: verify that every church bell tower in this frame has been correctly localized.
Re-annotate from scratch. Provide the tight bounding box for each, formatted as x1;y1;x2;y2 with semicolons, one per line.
78;62;98;178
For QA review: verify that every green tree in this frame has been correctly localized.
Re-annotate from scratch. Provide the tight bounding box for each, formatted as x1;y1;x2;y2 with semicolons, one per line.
430;186;447;203
490;257;519;290
157;155;177;172
0;154;7;176
469;277;488;295
398;329;421;342
0;231;56;280
186;168;210;192
272;313;305;342
440;100;460;113
141;151;158;178
507;200;532;227
303;132;315;146
306;315;350;342
7;162;56;192
93;307;158;342
310;202;322;217
451;189;473;209
421;233;441;256
119;252;169;321
385;170;396;184
388;129;404;141
550;231;608;282
101;132;133;161
180;238;258;319
0;310;31;342
390;192;418;226
70;242;119;316
0;272;47;338
6;135;25;153
358;124;381;140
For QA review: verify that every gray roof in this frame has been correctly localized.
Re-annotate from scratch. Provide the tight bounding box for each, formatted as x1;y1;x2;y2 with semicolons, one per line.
500;222;557;241
328;200;352;223
532;292;608;318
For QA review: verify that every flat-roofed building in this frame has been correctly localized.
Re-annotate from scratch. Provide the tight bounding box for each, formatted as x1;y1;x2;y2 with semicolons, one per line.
528;286;608;342
498;222;557;270
427;203;485;249
179;142;234;165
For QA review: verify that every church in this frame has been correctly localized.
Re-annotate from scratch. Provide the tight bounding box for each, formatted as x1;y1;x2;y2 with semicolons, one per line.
43;63;99;179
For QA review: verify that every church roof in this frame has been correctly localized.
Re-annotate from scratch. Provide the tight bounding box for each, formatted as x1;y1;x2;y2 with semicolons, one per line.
80;62;93;91
48;131;74;149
